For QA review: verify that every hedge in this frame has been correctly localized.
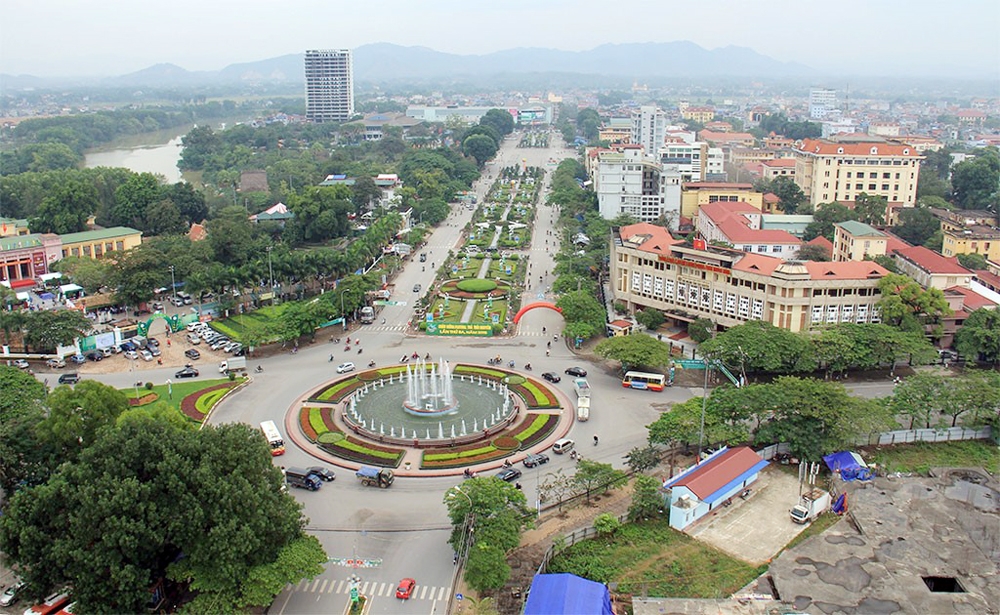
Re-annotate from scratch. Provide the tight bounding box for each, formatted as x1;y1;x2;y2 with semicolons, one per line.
314;423;405;467
513;414;560;450
456;279;498;293
309;407;328;437
454;365;506;379
309;377;362;403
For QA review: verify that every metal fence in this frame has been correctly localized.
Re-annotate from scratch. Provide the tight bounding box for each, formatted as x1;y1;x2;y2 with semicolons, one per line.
855;426;993;446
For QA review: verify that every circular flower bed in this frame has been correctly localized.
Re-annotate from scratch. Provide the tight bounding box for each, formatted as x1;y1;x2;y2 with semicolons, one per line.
502;374;526;385
439;279;510;300
492;435;520;450
457;279;498;293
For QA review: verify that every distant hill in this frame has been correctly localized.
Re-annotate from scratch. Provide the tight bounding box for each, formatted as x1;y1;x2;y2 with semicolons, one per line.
0;41;813;89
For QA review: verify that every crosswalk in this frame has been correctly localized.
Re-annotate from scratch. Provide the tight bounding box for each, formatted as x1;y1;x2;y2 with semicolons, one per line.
288;577;450;602
360;324;408;333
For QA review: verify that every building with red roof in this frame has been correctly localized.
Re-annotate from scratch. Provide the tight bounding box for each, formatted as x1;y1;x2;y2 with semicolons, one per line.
892;246;973;290
664;447;769;530
611;223;889;332
793;138;923;209
698;201;802;258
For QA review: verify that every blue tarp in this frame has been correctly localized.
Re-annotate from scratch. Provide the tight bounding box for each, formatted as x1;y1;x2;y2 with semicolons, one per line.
823;451;873;482
524;573;613;615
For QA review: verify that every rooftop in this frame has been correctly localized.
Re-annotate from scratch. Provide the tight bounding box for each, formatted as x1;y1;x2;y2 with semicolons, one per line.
664;447;764;500
59;226;141;244
798;138;922;157
617;222;682;256
894;246;973;275
836;220;886;237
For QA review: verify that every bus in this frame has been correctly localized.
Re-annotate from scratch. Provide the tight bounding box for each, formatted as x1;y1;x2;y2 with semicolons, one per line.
622;371;666;392
260;420;285;456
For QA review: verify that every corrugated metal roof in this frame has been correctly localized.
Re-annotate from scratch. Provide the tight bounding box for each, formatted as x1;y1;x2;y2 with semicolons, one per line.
665;446;766;500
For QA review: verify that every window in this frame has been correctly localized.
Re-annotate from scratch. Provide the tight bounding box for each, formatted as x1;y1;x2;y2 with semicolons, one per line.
882;184;890;190
856;172;865;179
883;172;891;179
846;172;852;178
856;183;863;190
869;183;877;190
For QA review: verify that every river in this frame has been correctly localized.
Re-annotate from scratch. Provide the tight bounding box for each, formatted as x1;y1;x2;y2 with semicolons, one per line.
84;134;186;183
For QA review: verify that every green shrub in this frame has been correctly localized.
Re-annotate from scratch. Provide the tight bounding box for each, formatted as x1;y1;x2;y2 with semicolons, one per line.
457;279;498;293
309;407;329;436
318;432;342;444
145;382;154;390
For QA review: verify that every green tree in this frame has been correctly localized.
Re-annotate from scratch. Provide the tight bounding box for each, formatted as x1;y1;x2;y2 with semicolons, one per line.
21;310;91;353
29;181;97;234
699;320;815;377
950;148;1000;211
876;273;952;333
573;459;627;502
887;371;943;429
592;513;621;536
463;134;499;166
624;445;661;473
796;242;832;261
208;205;260;266
37;380;129;456
556;290;607;340
50;256;111;294
143;199;187;236
804;202;855;241
754;177;806;214
635;308;665;331
628;474;664;522
109;172;163;229
954;308;1000;365
853;193;887;226
957;252;988;270
594;334;673;371
0;366;52;493
480;109;515;137
893;206;940;246
688;317;715;344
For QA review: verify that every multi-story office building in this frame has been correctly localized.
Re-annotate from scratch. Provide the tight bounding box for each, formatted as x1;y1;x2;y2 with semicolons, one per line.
934;208;1000;263
593;146;680;225
658;141;709;182
832;220;888;262
809;88;838;119
793;138;923;208
305;49;355;122
610;222;889;333
631;106;668;155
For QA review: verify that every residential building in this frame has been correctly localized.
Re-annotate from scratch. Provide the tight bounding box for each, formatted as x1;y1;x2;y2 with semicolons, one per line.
59;227;142;260
896;135;944;153
820;119;858;138
793;138;923;208
867;122;901;138
760;214;815;239
934;208;1000;263
705;147;726;180
305;49;355;122
761;158;797;180
729;147;777;167
832;220;887;262
680;106;715;123
697;130;756;148
631;106;669;155
956;109;987;125
937;286;997;348
610;222;889;333
405;106;550;125
680;182;762;220
697;201;802;257
593;147;680;224
658;141;709;182
0;217;31;238
809;88;838;119
892;246;972;290
763;135;795;150
599;118;632;144
0;233;61;288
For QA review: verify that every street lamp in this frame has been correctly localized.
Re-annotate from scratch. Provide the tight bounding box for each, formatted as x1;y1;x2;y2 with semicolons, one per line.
339;289;348;331
168;265;177;304
266;246;275;304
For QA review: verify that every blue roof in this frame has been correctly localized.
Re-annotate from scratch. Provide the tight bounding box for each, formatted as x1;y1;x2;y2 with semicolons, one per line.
702;459;769;505
524;574;613;615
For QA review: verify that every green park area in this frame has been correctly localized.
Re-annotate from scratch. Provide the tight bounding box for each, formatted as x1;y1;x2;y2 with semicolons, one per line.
208;304;288;343
122;377;245;423
869;440;999;475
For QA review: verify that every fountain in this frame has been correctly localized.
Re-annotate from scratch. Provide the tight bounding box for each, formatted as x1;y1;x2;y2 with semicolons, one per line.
403;359;458;416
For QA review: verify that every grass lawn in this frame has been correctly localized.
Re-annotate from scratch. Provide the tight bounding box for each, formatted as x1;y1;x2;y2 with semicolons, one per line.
548;518;766;599
122;377;236;414
868;440;999;475
211;304;289;342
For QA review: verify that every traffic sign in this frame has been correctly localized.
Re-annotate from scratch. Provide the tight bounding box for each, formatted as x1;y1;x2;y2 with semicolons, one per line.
456;593;464;601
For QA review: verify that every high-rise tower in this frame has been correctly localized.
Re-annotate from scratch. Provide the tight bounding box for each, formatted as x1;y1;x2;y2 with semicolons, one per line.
305;49;354;122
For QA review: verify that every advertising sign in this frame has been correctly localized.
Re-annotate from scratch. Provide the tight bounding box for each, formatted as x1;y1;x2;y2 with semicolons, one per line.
426;322;492;336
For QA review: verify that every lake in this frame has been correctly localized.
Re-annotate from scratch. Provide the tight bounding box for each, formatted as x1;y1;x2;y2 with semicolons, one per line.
84;135;185;183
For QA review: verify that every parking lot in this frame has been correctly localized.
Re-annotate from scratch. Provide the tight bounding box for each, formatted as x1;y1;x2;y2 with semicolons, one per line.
686;466;807;564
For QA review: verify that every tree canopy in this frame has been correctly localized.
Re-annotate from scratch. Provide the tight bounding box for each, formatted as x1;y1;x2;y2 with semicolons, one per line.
594;334;674;371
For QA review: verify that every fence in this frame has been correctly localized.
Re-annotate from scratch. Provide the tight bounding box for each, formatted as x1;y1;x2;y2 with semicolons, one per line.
855;426;993;446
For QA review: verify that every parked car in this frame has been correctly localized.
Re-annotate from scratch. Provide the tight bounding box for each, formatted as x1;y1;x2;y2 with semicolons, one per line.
147;337;159;347
85;351;103;362
564;366;588;377
149;346;161;357
229;343;243;355
58;373;81;385
139;349;154;362
222;341;239;353
123;350;139;360
395;578;416;600
307;466;336;481
46;358;66;369
69;354;87;364
119;341;137;352
412;283;421;293
186;322;204;332
171;296;185;307
184;349;201;360
13;359;30;369
187;333;201;345
419;253;427;262
175;366;199;378
336;362;356;374
523;453;550;468
0;580;26;607
496;467;522;482
151;301;164;311
210;339;229;351
541;372;561;383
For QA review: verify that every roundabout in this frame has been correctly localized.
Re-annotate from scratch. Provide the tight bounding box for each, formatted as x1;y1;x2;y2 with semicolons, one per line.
284;360;575;476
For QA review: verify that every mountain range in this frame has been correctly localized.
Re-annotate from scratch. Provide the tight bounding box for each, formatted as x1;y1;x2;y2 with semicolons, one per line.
1;41;812;89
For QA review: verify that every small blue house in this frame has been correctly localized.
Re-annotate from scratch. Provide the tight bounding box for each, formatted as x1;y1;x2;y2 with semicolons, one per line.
663;446;768;531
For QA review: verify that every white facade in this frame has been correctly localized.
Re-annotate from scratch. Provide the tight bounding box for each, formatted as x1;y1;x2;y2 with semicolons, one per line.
706;147;726;180
809;88;838;120
594;147;681;226
658;142;708;182
631;106;668;155
305;49;355;122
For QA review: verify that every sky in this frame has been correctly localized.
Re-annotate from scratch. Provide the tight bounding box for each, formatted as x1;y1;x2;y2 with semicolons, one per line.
2;0;998;79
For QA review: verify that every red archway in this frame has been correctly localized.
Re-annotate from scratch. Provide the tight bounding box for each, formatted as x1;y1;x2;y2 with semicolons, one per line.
513;301;563;324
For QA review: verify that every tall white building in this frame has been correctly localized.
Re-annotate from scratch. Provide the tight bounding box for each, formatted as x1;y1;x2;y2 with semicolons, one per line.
593;146;681;226
631;106;668;154
809;88;838;120
305;49;355;122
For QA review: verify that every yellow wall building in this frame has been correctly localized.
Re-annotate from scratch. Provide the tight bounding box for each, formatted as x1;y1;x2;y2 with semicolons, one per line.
934;209;1000;263
794;139;923;208
681;182;763;220
59;227;142;260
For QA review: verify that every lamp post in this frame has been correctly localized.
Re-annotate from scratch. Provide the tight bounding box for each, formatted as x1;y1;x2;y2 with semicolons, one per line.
339;289;348;331
266;246;275;304
168;265;177;304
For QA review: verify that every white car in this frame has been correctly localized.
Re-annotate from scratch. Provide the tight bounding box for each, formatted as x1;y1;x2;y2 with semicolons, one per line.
336;362;356;374
13;359;30;369
46;358;66;369
140;349;154;362
124;350;139;360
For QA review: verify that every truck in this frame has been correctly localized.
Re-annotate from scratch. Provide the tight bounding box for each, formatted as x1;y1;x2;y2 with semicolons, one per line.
576;396;590;422
356;466;395;488
360;306;375;324
285;467;322;491
573;378;591;399
219;356;247;375
790;489;831;524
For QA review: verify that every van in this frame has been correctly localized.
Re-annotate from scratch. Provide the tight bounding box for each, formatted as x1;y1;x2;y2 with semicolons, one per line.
552;438;575;454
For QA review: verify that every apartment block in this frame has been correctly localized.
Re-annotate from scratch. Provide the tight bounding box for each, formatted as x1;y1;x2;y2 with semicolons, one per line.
793;138;923;208
697;202;801;257
809;88;838;119
611;223;888;333
305;49;355;122
680;182;762;220
631;106;668;155
593;146;681;225
832;220;887;262
934;208;1000;263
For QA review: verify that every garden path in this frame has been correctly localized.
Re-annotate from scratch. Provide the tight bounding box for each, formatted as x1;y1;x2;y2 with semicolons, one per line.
459;299;478;323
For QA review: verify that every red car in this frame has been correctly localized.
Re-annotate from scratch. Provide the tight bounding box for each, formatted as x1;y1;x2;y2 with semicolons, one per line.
395;578;416;599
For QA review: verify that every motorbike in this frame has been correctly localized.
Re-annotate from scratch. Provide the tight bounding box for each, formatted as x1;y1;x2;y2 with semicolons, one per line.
411;352;419;359
368;360;376;368
524;364;532;371
357;348;363;355
400;355;409;363
255;365;263;373
425;353;431;360
344;345;351;352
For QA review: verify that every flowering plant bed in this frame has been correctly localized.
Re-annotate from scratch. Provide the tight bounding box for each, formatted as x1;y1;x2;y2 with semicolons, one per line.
180;382;238;422
128;392;159;407
508;380;559;409
493;435;520;450
316;424;404;467
509;413;559;449
309;377;362;403
421;448;508;469
300;407;319;441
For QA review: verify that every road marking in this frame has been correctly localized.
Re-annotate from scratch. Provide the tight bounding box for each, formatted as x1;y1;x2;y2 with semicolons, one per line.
309;578;321;592
328;580;337;593
335;580;344;594
318;579;328;593
440;587;448;600
419;585;428;600
361;581;370;594
296;579;308;591
378;582;387;596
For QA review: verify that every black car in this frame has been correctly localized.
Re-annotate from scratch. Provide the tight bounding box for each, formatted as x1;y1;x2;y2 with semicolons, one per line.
147;337;159;347
307;466;336;481
58;373;81;385
119;341;137;352
184;349;201;360
85;351;103;362
564;366;587;378
175;366;200;378
541;372;561;383
496;467;522;482
523;453;550;468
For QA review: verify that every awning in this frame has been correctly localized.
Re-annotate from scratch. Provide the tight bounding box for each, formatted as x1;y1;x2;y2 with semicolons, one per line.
16;292;30;301
39;272;63;282
59;283;84;294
